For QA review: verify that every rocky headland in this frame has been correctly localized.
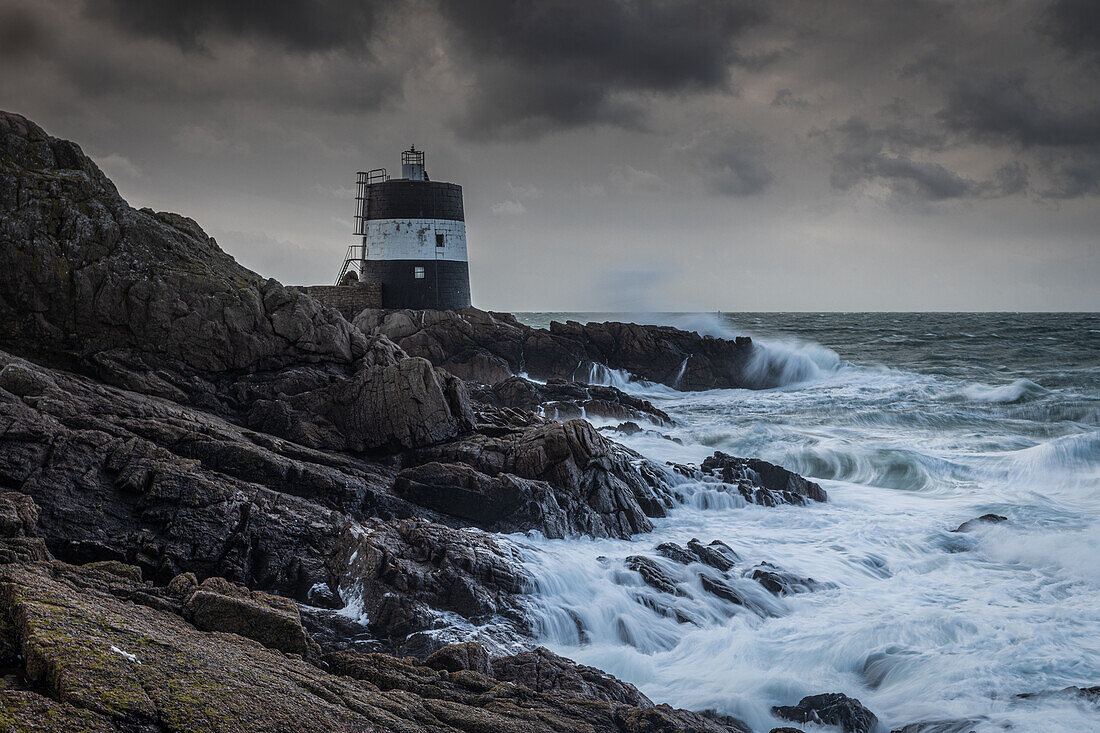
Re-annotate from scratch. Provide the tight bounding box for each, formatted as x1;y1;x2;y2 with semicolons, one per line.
0;110;911;732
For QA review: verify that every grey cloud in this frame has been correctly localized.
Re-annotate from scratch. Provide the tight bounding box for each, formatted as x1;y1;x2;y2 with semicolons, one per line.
1043;157;1100;199
869;156;978;201
0;4;45;61
817;116;991;202
439;0;766;139
704;147;773;197
84;0;386;53
452;65;647;141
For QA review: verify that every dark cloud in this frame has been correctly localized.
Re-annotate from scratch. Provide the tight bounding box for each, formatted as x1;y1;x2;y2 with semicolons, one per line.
938;72;1100;198
84;0;385;53
940;73;1100;148
1043;0;1100;61
439;0;766;139
0;4;45;61
816;116;989;202
771;89;808;109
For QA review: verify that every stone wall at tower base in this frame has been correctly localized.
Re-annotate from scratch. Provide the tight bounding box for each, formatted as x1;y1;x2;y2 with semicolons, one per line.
297;283;383;319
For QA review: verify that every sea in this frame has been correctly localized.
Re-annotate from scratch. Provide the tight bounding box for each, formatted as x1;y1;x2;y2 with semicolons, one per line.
504;312;1100;732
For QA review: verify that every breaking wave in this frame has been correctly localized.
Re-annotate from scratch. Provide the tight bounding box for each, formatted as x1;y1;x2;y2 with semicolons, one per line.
956;378;1049;404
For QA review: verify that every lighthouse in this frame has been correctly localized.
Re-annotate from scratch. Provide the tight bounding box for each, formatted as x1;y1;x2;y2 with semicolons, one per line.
339;146;471;310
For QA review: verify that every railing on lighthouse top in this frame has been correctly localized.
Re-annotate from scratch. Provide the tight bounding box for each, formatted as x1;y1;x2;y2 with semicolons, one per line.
401;146;428;181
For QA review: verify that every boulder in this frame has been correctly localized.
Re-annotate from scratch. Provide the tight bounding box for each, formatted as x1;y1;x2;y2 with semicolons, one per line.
183;577;319;658
750;562;825;596
424;641;493;675
656;542;699;565
951;514;1008;533
773;693;880;733
688;538;738;571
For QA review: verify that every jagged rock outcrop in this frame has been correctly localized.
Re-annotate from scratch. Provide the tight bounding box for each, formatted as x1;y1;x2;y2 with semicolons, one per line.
0;349;549;645
0;491;50;565
698;452;828;506
0;349;373;597
354;307;762;390
424;641;494;676
616;538;832;626
405;419;675;538
327;519;529;650
246;356;476;453
490;646;653;707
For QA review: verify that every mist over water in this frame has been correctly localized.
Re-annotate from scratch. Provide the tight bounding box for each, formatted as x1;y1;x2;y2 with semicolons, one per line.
509;313;1100;732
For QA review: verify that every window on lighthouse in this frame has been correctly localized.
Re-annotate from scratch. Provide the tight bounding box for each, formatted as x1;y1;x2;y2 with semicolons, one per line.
413;266;425;279
436;233;445;247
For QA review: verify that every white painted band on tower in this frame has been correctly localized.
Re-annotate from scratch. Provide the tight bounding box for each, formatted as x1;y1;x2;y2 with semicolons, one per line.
360;218;468;262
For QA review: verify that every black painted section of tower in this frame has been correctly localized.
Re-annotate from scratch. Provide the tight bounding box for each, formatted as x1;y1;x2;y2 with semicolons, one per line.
358;180;464;230
361;259;471;310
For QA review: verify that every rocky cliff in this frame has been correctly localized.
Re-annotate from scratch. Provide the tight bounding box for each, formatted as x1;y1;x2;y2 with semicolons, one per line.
0;110;835;732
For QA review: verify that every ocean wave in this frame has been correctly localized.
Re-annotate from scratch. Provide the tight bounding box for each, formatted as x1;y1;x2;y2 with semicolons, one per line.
577;361;683;398
956;379;1049;404
741;338;846;388
1002;431;1100;481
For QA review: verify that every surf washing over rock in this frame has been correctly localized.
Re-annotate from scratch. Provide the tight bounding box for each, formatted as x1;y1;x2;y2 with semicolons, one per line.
508;311;1100;732
1;111;1097;733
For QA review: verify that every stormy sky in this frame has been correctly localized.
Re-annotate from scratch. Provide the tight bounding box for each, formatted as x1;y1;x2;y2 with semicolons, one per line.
2;0;1098;311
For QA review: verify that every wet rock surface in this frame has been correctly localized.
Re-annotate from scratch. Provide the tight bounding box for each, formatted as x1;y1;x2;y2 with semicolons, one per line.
616;538;830;627
326;518;529;649
693;452;828;506
406;419;676;539
772;693;880;733
354;306;762;390
471;375;674;426
490;646;655;707
951;513;1008;532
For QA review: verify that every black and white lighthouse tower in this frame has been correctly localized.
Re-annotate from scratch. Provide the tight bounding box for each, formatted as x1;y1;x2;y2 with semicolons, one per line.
341;146;471;310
